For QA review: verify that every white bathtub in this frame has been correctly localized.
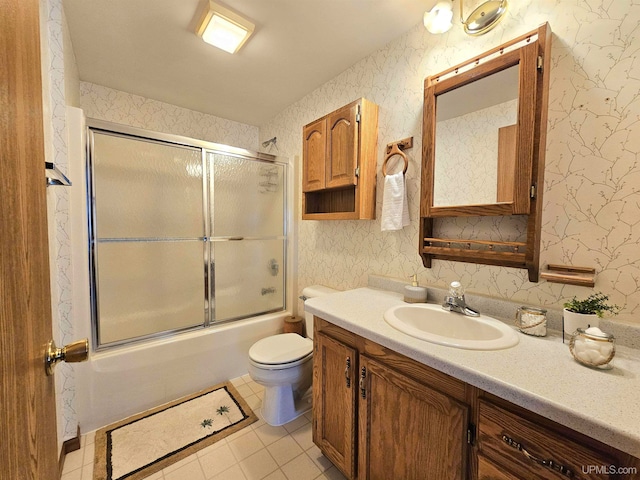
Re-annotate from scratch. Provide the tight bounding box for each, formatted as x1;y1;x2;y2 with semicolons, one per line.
75;312;286;432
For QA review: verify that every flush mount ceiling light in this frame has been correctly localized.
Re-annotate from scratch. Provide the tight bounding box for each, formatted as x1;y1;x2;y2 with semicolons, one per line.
424;0;508;36
196;1;255;54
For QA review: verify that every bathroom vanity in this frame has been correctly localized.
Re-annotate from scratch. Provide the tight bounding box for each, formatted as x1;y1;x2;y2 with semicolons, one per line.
308;288;640;479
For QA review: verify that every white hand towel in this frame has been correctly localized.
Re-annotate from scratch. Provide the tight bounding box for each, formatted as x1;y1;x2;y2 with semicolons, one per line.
381;172;410;231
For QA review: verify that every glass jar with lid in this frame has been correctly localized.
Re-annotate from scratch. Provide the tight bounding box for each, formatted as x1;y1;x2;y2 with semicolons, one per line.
569;327;615;369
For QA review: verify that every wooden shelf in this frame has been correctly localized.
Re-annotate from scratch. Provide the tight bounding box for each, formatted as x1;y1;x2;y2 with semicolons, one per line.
540;264;596;287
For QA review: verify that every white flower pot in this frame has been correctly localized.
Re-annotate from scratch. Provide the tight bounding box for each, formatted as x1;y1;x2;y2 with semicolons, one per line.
563;308;599;339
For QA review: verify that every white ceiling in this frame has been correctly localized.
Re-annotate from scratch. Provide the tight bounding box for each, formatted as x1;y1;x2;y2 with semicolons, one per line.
63;0;436;126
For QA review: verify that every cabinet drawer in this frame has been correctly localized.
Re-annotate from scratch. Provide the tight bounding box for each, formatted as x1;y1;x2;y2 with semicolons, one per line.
478;400;617;479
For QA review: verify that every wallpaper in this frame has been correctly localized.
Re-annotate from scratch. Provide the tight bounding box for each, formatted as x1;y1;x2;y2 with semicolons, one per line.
42;0;77;445
79;83;259;152
260;0;640;325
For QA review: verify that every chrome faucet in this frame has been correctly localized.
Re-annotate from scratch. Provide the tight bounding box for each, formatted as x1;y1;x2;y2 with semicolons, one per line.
442;281;480;317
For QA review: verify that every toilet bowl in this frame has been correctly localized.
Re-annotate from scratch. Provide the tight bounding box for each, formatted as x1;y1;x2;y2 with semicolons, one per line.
247;285;338;426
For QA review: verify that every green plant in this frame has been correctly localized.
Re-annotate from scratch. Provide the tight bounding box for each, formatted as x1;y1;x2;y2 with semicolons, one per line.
563;292;620;317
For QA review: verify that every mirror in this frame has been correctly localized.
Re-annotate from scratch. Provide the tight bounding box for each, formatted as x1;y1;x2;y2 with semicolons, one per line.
433;65;519;207
422;40;539;217
419;24;552;282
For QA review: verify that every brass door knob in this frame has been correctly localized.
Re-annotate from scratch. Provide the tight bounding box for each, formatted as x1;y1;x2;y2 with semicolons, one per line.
45;338;89;376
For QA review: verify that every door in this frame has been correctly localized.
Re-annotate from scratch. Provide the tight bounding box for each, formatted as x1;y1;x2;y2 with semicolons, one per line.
326;102;359;189
302;118;326;192
358;356;469;480
313;332;357;479
0;0;60;478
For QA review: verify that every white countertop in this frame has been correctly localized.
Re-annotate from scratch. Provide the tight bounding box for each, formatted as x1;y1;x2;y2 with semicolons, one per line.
305;287;640;458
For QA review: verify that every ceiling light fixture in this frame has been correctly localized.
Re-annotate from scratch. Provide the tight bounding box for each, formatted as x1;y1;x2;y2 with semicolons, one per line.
196;1;255;54
424;0;508;36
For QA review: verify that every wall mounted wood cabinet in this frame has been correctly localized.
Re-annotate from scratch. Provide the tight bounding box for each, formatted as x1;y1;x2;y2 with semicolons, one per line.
420;24;552;281
302;98;379;220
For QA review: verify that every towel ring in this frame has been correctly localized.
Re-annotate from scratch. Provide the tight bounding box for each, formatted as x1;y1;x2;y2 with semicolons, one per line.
382;143;408;176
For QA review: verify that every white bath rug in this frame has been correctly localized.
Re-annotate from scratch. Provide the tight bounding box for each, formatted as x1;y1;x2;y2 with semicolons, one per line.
93;382;256;480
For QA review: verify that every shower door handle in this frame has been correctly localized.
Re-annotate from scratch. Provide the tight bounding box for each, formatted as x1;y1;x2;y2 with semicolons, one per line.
45;338;89;376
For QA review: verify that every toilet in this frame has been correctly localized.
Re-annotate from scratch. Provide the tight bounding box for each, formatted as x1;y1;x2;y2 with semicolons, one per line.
248;285;338;426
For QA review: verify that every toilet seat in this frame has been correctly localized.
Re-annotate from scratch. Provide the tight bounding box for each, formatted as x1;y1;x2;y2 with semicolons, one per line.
249;333;312;369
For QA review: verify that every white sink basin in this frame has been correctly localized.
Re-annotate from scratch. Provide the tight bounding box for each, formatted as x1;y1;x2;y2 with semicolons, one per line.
383;303;519;350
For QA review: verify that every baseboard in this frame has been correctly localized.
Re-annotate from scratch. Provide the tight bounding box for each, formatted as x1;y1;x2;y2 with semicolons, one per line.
58;425;81;477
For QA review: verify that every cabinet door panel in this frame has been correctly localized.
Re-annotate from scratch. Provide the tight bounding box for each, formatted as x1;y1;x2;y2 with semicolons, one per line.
303;119;327;192
313;332;357;479
358;355;468;480
326;104;358;189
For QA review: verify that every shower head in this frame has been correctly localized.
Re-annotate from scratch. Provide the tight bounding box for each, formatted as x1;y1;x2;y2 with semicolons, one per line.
262;137;277;149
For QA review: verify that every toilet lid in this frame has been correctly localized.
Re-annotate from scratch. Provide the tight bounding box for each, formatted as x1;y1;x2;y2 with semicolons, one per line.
249;333;313;365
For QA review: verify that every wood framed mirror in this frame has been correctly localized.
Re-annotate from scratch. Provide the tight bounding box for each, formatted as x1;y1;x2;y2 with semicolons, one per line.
419;24;551;281
423;36;540;217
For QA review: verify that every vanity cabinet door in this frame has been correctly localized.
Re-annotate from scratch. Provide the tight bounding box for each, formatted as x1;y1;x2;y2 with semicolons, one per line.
357;355;469;480
313;332;358;479
302;118;327;192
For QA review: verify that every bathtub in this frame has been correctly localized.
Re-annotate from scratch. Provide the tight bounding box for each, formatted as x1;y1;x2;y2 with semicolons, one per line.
75;311;286;432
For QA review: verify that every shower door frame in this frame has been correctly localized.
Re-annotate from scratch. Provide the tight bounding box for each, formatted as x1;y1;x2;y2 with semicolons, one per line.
86;119;290;350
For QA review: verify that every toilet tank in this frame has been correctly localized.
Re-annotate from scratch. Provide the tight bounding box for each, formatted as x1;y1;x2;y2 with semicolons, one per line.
301;285;339;339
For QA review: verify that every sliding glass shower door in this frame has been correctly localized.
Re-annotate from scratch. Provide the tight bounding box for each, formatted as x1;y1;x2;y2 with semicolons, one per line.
88;126;286;349
210;153;285;321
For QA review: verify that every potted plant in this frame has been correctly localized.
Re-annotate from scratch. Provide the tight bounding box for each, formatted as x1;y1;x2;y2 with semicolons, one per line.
563;292;619;340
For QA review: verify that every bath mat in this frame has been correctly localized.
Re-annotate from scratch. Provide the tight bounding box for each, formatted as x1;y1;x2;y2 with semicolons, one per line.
93;382;256;480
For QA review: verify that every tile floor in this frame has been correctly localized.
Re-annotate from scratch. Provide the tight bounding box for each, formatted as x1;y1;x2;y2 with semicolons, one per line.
61;375;347;480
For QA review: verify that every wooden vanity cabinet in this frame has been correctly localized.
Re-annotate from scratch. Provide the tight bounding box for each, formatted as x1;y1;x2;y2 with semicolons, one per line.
313;317;640;480
313;318;472;480
302;98;378;220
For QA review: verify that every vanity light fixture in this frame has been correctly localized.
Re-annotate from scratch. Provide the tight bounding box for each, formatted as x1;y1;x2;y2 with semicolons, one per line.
423;1;454;34
424;0;508;36
196;1;255;54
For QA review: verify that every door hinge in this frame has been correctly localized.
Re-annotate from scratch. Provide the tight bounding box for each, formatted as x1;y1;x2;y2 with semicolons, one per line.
355;166;360;177
467;424;476;445
537;55;544;71
356;104;361;123
530;184;536;199
359;366;367;399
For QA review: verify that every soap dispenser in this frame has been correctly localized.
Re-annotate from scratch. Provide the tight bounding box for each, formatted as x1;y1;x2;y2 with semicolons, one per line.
404;275;428;303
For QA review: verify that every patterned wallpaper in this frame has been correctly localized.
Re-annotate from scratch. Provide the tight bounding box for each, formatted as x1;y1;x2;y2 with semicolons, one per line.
79;83;259;152
42;0;77;445
260;0;640;325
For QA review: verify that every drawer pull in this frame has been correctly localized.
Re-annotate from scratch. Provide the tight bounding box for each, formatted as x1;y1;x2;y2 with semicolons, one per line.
345;357;351;388
501;435;573;477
